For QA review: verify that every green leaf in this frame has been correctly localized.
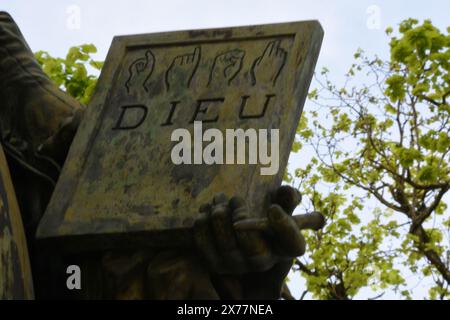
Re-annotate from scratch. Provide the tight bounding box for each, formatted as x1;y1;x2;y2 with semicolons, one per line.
417;166;438;183
81;43;97;54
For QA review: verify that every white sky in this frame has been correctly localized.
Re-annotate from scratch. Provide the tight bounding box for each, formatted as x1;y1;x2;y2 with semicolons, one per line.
1;0;449;299
3;0;449;77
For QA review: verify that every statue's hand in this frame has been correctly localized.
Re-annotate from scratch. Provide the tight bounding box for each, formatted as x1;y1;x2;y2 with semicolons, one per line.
193;186;324;299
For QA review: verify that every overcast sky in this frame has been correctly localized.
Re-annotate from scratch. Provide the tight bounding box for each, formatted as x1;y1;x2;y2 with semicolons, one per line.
2;0;449;299
3;0;449;78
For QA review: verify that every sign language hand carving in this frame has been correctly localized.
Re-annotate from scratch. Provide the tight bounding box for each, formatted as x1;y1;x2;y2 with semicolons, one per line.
125;50;155;94
250;40;287;86
207;49;245;86
165;46;201;91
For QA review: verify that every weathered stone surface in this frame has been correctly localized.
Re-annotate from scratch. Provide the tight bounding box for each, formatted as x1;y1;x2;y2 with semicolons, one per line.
37;21;323;250
0;145;34;299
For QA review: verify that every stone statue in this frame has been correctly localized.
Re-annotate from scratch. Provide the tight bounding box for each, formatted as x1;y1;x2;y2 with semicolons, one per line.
0;11;324;299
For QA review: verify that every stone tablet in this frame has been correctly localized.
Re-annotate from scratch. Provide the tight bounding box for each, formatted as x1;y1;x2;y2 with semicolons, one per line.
37;21;323;250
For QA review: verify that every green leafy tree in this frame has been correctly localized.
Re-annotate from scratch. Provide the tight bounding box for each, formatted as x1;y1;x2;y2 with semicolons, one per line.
291;19;449;299
35;44;102;104
292;162;406;299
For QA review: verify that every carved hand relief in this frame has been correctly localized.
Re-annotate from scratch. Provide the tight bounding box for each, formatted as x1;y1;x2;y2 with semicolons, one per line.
208;49;245;86
37;21;324;249
125;50;155;94
124;40;287;94
165;46;201;91
251;40;287;86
